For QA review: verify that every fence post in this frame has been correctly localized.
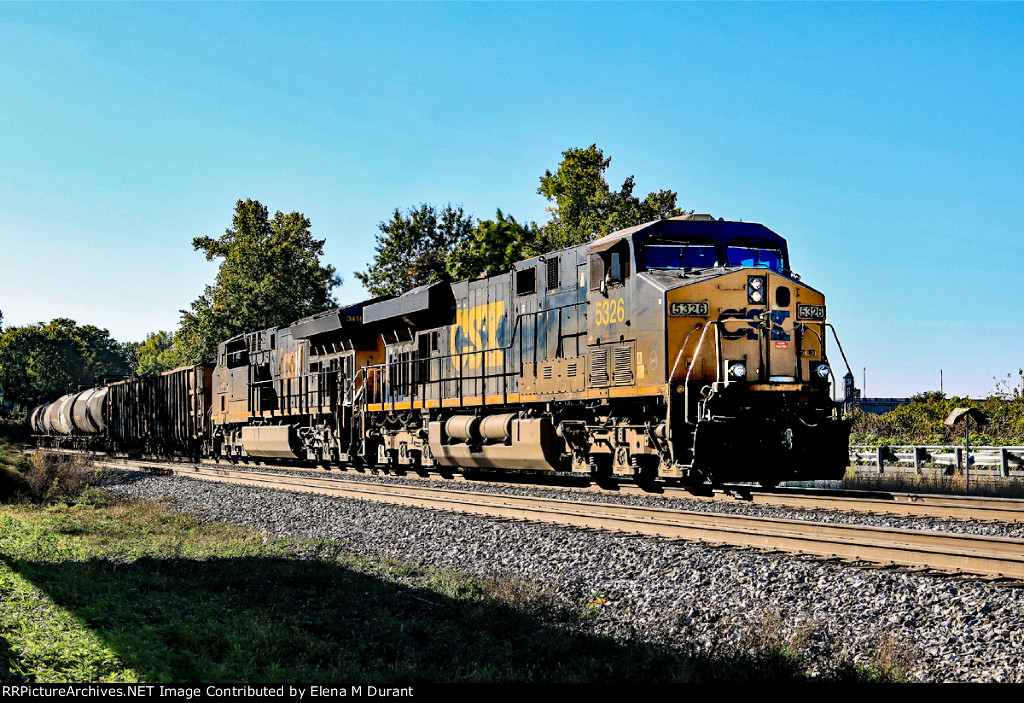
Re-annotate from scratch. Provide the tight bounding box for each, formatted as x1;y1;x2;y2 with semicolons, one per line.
914;446;925;474
876;446;885;474
1001;448;1010;478
954;447;963;472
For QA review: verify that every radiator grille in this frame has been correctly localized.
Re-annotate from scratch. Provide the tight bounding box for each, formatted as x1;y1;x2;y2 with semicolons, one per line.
589;348;609;386
613;346;634;385
546;257;560;290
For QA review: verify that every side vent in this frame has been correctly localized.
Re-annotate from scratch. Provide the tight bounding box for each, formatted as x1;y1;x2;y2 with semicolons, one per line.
613;346;634;385
542;365;553;380
566;362;578;377
546;257;560;290
589;348;609;387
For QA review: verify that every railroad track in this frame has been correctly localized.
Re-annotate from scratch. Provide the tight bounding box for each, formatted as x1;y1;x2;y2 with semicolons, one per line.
667;485;1024;524
95;455;1024;581
40;447;1024;522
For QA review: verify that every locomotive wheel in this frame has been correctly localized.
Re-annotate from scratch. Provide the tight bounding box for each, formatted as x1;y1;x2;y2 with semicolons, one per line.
758;466;784;489
589;455;614;488
632;456;660;491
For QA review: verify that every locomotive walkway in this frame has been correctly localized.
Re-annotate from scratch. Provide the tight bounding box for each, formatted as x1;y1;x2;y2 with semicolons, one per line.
91;456;1024;582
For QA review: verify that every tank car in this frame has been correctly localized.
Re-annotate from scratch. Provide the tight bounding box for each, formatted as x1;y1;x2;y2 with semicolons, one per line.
30;387;109;450
30;365;212;457
209;214;853;486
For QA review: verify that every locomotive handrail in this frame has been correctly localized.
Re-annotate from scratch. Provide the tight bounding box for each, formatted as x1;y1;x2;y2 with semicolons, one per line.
669;323;704;384
824;323;854;384
799;324;830;397
513;300;588;367
683;321;720;422
359;300;590;411
681;315;841;423
361;345;518;410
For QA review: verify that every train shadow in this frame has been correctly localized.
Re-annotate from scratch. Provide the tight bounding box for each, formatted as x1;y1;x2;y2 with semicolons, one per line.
0;545;822;683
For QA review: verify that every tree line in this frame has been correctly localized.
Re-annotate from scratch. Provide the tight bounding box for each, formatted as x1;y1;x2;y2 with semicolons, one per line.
0;145;685;409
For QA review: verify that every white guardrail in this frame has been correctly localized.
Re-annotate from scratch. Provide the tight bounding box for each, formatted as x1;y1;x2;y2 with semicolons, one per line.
849;445;1024;478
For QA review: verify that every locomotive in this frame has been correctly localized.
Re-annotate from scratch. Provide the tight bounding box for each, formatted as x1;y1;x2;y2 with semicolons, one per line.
31;214;854;487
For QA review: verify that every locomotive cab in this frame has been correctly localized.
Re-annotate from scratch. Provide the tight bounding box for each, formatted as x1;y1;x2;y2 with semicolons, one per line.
631;216;852;484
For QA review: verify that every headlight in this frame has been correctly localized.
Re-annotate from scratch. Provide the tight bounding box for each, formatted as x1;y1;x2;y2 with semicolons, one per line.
815;363;831;379
729;362;747;378
747;276;766;304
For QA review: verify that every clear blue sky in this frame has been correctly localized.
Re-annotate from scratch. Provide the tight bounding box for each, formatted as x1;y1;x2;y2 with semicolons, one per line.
1;2;1021;398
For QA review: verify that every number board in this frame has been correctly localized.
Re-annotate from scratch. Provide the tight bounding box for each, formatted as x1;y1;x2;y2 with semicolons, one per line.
797;304;826;320
669;301;709;317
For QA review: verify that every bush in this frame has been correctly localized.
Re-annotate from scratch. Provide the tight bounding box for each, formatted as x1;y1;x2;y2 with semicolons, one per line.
0;440;31;499
23;452;97;503
851;396;1024;446
0;411;29;443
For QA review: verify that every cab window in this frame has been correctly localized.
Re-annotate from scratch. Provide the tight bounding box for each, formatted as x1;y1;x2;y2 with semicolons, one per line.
590;241;631;290
639;237;718;271
724;243;786;272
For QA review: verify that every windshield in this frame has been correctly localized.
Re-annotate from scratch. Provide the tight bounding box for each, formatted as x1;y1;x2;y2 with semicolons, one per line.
640;240;718;270
725;245;786;272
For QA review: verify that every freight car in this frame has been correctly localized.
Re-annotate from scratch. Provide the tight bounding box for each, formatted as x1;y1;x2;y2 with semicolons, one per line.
32;214;854;487
31;364;212;458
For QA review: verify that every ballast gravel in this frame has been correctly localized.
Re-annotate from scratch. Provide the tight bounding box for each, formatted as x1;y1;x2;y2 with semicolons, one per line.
100;470;1024;683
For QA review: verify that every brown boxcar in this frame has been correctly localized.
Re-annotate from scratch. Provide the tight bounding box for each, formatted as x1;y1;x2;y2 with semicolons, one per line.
106;364;213;456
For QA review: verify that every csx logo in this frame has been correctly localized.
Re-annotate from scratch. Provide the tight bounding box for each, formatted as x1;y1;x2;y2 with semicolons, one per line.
593;298;625;326
721;308;791;341
450;301;506;369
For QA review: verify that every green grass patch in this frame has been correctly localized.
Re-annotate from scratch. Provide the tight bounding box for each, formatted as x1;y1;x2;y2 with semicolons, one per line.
0;440;31;499
0;497;906;683
0;442;100;504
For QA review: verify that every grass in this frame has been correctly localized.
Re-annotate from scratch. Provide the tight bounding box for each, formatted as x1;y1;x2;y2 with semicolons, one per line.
842;466;1024;498
0;440;96;504
0;444;907;683
0;497;909;684
0;440;31;499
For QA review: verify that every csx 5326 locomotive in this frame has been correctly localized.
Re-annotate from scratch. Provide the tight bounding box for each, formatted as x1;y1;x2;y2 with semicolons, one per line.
33;214;853;487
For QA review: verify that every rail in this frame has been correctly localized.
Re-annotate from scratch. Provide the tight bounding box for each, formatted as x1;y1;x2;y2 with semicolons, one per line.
849;444;1024;478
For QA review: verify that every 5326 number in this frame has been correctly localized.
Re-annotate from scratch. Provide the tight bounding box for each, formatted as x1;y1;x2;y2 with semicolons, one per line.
594;298;625;325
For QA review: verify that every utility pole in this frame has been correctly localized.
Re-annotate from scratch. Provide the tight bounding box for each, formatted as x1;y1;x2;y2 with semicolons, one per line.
940;369;943;395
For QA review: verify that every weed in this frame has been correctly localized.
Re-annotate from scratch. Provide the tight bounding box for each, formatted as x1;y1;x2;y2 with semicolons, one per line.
861;632;915;682
23;452;97;504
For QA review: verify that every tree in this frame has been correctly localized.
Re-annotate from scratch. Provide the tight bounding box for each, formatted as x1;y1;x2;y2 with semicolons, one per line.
356;145;685;296
993;370;1024;400
355;204;474;298
135;331;182;376
446;209;542;281
537;144;686;250
0;319;132;408
176;199;341;364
